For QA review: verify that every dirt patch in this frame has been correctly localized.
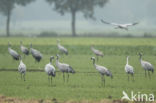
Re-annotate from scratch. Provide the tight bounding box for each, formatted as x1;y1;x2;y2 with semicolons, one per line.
0;95;156;103
0;95;43;103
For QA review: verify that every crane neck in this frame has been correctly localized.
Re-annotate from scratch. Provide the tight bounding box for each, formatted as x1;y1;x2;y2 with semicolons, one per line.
126;57;129;65
56;58;59;66
57;40;60;45
8;43;11;48
50;59;53;64
20;60;23;63
30;44;32;48
139;55;142;63
56;57;59;62
20;41;22;46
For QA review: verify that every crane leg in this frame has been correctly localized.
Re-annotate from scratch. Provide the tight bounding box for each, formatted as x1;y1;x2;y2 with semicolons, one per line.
148;71;151;79
51;76;53;86
103;76;105;87
145;70;147;77
101;75;105;87
67;73;69;83
21;73;22;80
127;74;129;81
23;73;26;81
131;74;134;82
132;74;135;82
101;75;103;86
48;76;50;85
63;73;65;82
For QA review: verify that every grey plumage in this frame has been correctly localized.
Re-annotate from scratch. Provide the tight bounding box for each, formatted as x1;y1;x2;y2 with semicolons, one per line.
125;56;134;81
20;41;29;56
68;66;75;73
91;45;104;61
30;43;42;62
8;42;20;60
45;56;56;85
139;53;154;78
56;54;75;82
91;57;113;86
18;56;26;81
57;39;68;55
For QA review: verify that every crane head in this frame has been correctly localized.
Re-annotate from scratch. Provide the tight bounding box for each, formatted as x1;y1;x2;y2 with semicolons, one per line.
91;57;95;60
106;70;113;79
56;54;60;59
30;43;32;48
138;52;142;56
8;42;11;47
50;56;54;60
57;39;60;43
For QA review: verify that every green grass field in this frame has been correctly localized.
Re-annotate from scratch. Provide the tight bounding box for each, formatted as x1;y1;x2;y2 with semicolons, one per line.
0;37;156;102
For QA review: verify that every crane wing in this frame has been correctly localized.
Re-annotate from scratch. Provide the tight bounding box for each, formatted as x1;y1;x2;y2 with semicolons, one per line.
101;19;119;26
125;22;139;26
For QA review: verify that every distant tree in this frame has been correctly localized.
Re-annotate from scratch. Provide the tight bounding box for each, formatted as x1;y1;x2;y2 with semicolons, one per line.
46;0;108;36
0;0;35;37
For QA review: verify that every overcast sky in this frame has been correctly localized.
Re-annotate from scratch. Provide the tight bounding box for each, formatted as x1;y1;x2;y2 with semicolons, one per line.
0;0;156;35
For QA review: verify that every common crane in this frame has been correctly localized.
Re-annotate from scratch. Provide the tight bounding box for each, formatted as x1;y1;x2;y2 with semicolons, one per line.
91;45;104;61
8;42;20;60
20;41;29;57
30;43;42;62
125;56;134;81
91;57;113;86
57;39;68;55
45;56;56;85
139;53;154;79
18;56;26;81
101;19;138;31
56;54;75;82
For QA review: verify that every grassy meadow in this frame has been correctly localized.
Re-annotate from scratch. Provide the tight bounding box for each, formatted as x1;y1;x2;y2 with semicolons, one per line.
0;37;156;102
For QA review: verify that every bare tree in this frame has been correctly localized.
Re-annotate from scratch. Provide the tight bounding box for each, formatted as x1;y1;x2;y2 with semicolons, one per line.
46;0;109;36
0;0;35;37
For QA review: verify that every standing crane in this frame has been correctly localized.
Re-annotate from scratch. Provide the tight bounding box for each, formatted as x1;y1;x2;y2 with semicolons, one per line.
30;43;42;62
139;53;154;79
8;42;20;60
57;39;68;55
56;54;75;82
45;56;56;85
18;56;26;81
125;56;134;81
91;57;113;87
20;41;29;57
91;45;104;61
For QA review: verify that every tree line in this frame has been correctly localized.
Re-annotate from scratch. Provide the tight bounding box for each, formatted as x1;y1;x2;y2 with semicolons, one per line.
0;0;108;37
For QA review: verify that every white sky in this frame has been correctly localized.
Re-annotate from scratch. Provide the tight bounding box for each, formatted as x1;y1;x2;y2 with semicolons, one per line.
0;0;156;35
